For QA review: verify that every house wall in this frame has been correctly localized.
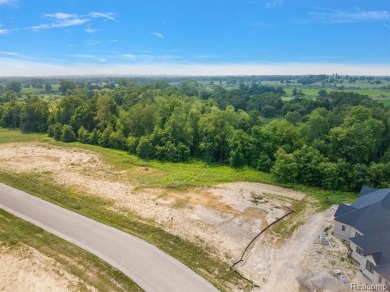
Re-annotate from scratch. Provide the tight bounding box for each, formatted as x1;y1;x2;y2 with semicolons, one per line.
359;255;383;284
347;235;389;289
350;242;364;264
371;271;386;287
333;221;354;240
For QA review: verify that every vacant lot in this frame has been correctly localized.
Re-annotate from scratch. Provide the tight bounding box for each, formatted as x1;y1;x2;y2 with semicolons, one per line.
0;132;360;290
0;142;305;260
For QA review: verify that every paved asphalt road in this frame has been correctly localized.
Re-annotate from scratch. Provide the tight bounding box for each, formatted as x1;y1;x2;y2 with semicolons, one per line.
0;183;218;292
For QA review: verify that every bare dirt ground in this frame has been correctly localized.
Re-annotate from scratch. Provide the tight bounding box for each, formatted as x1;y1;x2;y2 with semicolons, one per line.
236;207;372;291
0;143;304;259
0;142;371;291
0;242;95;292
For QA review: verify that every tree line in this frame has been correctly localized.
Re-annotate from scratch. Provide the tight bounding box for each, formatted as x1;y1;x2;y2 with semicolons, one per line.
0;80;389;191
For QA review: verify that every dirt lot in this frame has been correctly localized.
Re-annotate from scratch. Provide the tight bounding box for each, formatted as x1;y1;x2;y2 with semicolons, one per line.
0;143;304;259
0;142;371;291
0;242;95;292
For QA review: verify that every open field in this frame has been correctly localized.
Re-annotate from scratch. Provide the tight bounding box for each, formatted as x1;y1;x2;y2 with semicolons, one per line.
283;87;390;100
0;209;141;292
0;128;359;290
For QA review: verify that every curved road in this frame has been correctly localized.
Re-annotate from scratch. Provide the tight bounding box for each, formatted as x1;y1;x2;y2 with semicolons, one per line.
0;183;218;292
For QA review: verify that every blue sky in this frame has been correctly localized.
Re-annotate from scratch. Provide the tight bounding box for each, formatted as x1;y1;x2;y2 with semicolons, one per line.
0;0;389;76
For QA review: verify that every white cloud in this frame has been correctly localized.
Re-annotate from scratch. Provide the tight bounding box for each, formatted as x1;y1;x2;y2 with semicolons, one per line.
51;18;89;28
72;54;95;58
119;54;180;62
44;13;77;19
71;54;106;62
88;12;115;21
0;29;9;34
122;54;137;59
265;0;283;9
86;40;102;46
28;11;114;32
310;9;390;23
0;0;16;5
0;51;18;56
85;28;97;33
30;24;50;31
153;32;165;39
30;13;89;31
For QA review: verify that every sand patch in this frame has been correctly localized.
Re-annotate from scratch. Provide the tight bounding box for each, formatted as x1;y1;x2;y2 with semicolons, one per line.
0;242;96;292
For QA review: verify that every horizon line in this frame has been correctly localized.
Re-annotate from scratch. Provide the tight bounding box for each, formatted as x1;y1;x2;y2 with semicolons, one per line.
0;58;389;77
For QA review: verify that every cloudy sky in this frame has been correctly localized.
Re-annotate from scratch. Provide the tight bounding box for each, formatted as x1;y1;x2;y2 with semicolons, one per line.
0;0;389;76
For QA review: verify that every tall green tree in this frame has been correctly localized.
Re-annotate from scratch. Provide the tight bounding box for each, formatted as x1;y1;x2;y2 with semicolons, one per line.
21;96;49;132
59;80;76;95
5;81;22;93
329;106;385;164
56;95;83;125
1;101;23;128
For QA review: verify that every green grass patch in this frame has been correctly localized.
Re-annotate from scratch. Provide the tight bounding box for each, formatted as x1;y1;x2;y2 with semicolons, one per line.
0;128;50;144
272;199;306;237
48;141;274;188
278;183;357;210
0;209;142;291
284;88;319;97
282;87;390;105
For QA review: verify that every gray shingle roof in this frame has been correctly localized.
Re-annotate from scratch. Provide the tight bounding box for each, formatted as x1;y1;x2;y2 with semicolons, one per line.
359;186;379;197
350;230;390;257
375;264;390;281
351;188;390;209
334;203;356;217
347;201;390;234
335;186;390;281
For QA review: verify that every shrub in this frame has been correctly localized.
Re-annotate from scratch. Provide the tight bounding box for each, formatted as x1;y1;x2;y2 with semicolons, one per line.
61;125;76;142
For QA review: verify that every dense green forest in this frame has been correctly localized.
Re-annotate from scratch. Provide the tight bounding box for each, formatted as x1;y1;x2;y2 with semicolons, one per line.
1;77;389;191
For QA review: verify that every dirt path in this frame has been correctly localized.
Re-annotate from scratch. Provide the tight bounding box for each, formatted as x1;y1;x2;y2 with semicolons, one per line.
257;209;334;291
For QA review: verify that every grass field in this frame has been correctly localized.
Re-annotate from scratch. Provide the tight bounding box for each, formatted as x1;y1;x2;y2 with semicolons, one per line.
283;87;390;105
0;209;142;291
